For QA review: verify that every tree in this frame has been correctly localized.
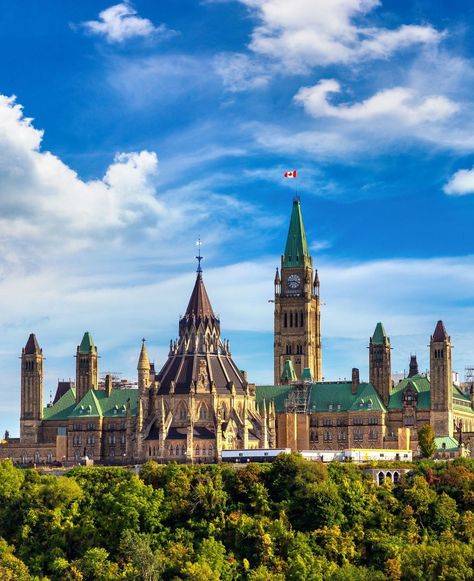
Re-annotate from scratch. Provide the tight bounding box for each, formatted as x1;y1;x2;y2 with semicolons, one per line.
417;425;436;459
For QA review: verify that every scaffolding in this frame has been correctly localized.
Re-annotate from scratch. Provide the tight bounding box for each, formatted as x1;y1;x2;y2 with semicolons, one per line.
465;366;474;385
285;381;311;413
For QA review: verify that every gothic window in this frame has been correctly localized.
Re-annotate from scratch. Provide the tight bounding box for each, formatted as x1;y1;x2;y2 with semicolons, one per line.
296;345;303;355
354;430;363;441
337;431;347;441
369;429;377;440
47;452;53;463
323;418;333;427
337;418;347;427
310;431;318;442
195;445;200;456
175;445;180;456
121;434;126;445
87;423;95;430
284;312;287;327
177;402;187;420
353;417;364;426
170;446;174;456
149;447;152;457
403;416;414;426
286;344;292;355
310;417;318;427
300;312;304;326
181;445;186;456
34;452;40;463
199;405;208;420
323;431;332;442
368;417;378;425
208;445;213;456
290;312;293;327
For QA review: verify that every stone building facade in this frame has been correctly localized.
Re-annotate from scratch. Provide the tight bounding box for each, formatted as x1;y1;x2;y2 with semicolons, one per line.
257;199;474;456
0;269;274;465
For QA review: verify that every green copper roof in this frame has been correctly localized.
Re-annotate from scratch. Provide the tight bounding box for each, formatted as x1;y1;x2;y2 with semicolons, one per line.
283;199;311;268
281;359;297;383
43;388;77;421
256;385;293;411
372;322;389;345
302;367;313;381
434;436;460;452
43;388;139;421
256;381;387;414
79;332;95;353
388;375;430;409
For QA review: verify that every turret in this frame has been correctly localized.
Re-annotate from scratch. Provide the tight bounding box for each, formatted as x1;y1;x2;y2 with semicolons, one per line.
137;338;151;393
274;268;281;295
369;322;392;406
430;320;453;436
20;333;44;442
75;332;98;403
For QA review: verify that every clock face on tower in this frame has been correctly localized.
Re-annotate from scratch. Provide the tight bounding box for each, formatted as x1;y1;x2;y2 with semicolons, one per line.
287;273;301;289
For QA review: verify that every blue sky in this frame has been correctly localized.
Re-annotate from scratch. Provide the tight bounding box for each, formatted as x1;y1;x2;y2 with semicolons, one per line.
1;0;474;434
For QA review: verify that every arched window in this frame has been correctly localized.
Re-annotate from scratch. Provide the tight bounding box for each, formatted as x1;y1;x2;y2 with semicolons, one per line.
208;445;213;457
181;445;186;456
149;447;152;456
378;472;385;485
294;312;298;327
393;471;400;484
290;312;293;327
176;445;180;456
284;313;287;328
300;311;304;327
199;404;208;420
195;445;200;456
178;402;187;420
286;344;292;355
386;472;393;482
169;446;174;456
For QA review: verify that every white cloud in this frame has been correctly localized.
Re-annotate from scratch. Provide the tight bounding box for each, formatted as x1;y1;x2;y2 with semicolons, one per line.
214;53;271;92
294;79;459;124
444;167;474;195
239;0;441;71
82;1;172;43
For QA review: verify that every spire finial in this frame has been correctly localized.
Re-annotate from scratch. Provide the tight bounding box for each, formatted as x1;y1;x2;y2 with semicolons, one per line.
196;237;203;273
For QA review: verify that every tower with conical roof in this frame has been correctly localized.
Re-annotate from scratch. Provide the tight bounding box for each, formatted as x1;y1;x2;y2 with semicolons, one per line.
430;320;453;436
274;198;321;383
369;322;392;406
75;331;98;402
20;333;44;442
137;338;151;394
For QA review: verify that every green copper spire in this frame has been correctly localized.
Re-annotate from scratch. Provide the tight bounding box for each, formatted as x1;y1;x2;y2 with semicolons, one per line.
372;322;389;345
283;198;311;268
281;359;297;383
79;332;95;353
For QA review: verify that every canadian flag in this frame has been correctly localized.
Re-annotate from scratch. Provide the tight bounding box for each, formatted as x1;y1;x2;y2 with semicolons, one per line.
284;170;297;178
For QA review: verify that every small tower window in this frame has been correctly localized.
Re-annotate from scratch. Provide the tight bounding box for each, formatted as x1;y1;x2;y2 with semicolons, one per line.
286;344;292;355
290;312;293;327
284;313;288;328
300;312;304;327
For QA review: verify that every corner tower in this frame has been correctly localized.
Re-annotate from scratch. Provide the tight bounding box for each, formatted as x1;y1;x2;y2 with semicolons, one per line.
75;332;98;402
274;198;321;383
369;322;392;406
430;320;453;436
20;333;44;442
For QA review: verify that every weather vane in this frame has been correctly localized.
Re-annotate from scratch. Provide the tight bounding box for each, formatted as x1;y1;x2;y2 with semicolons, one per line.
196;237;203;273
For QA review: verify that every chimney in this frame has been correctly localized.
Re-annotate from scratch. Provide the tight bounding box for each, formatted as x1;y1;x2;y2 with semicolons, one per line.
352;368;360;395
105;374;113;397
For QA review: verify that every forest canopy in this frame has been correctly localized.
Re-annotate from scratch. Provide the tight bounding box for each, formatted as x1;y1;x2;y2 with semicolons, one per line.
0;455;473;580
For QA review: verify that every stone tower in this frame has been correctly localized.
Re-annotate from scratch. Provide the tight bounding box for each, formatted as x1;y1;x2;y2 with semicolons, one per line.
430;320;453;436
137;338;151;393
369;322;392;406
274;198;321;383
75;331;98;402
20;333;44;442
